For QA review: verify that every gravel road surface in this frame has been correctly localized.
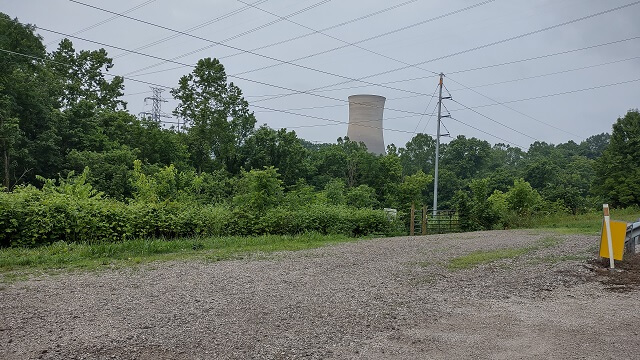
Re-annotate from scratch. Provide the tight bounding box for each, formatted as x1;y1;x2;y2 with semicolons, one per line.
1;230;638;359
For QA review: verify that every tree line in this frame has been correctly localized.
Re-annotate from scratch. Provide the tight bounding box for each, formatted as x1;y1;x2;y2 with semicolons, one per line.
1;13;639;239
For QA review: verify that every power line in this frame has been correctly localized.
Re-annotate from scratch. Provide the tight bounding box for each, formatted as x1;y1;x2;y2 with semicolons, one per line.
448;116;526;149
0;48;171;90
228;0;495;79
446;76;585;140
449;55;640;90
124;0;421;78
234;0;440;76
449;78;640;111
126;0;486;79
413;84;440;134
110;0;270;60
64;1;436;99
248;1;640;104
450;35;640;74
450;98;538;142
0;46;578;150
251;104;435;136
122;0;332;75
17;24;444;119
420;98;440;134
121;90;153;97
242;36;640;98
47;0;157;46
0;45;441;138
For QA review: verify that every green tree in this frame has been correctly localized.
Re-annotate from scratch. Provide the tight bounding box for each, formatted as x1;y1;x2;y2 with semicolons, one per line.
399;133;436;176
172;58;256;173
48;39;125;111
441;135;491;179
0;13;59;188
323;178;346;205
346;184;379;209
579;133;610;159
506;178;541;215
240;126;308;185
593;110;640;207
394;170;433;210
233;167;283;211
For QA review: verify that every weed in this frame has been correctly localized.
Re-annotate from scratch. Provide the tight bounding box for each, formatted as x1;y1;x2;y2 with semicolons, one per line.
448;247;531;270
0;233;355;278
447;235;564;270
529;209;640;235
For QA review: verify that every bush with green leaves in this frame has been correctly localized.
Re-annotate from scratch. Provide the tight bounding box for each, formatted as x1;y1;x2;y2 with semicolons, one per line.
0;169;394;248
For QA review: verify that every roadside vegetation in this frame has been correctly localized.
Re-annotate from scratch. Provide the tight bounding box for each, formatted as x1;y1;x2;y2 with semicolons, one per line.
447;236;563;270
0;233;354;278
528;207;640;234
1;13;639;270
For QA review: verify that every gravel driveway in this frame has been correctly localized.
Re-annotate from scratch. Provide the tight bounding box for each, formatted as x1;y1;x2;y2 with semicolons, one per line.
1;230;638;359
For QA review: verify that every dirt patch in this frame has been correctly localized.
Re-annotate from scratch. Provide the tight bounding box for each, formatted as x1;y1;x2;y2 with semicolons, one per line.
589;253;640;292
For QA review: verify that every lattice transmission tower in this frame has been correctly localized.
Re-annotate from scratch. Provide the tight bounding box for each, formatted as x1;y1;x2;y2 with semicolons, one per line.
139;87;171;124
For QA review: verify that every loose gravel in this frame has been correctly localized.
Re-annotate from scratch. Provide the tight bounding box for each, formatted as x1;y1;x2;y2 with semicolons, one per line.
1;230;639;359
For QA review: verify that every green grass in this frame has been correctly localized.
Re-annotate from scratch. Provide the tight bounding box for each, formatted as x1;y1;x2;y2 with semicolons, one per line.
0;233;356;280
529;207;640;235
447;236;563;270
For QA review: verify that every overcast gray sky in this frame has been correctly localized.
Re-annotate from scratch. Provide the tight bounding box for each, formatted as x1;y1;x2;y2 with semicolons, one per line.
2;0;639;150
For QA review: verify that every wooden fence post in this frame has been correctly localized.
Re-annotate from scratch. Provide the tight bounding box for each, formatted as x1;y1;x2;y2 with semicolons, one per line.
422;205;427;235
410;203;415;236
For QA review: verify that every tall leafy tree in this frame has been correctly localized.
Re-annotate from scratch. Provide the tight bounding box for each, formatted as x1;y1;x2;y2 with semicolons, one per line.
441;135;491;179
399;133;436;176
0;13;59;188
172;58;256;173
239;125;308;186
48;39;125;111
593;110;640;207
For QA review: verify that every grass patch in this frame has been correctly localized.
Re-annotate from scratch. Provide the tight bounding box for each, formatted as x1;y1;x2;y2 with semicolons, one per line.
529;208;640;235
529;254;592;265
447;236;563;270
448;247;531;270
0;233;356;280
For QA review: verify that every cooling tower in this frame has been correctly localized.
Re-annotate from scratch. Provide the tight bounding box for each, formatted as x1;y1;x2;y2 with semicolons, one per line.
347;95;386;155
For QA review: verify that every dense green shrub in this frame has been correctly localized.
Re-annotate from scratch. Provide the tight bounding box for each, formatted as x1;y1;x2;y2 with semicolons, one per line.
0;182;393;248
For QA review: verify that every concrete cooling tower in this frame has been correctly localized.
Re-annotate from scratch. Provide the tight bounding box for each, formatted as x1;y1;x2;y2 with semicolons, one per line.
347;95;386;155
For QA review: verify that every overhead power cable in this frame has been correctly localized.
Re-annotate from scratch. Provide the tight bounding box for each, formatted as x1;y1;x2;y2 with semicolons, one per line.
63;1;436;98
449;55;640;90
224;1;498;78
448;116;526;149
0;48;170;90
111;0;270;60
243;35;640;98
30;24;444;115
248;1;640;104
450;35;640;74
123;0;333;75
449;78;640;111
250;103;436;136
47;0;157;46
127;0;421;77
446;76;585;140
0;45;438;136
450;99;539;142
236;0;439;77
413;84;440;134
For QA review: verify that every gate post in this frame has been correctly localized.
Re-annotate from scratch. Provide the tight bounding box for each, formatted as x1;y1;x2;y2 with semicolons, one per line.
422;205;427;235
410;203;415;236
